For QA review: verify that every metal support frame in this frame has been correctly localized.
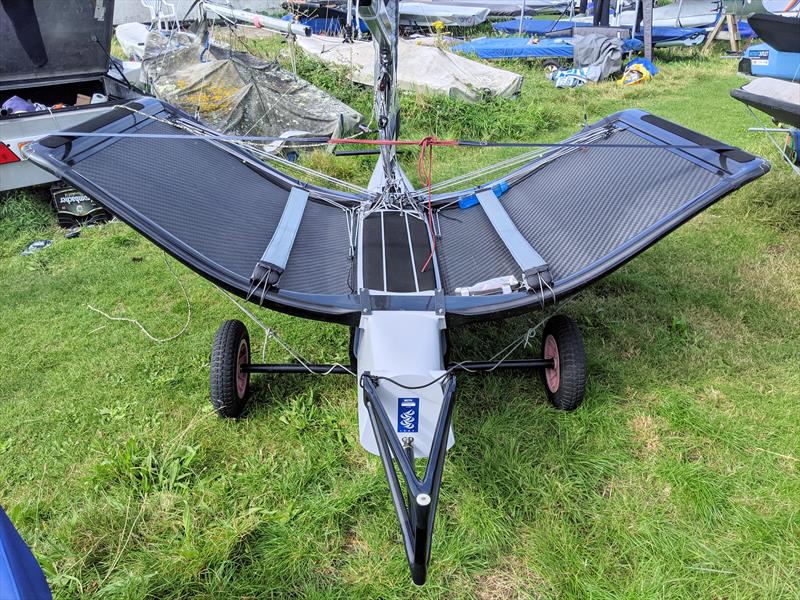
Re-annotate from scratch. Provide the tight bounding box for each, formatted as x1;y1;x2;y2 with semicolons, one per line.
359;0;402;190
241;356;552;583
241;363;353;374
361;374;457;585
241;358;554;375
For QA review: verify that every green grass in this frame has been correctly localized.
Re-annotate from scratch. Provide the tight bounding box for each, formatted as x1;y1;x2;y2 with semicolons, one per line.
1;41;799;599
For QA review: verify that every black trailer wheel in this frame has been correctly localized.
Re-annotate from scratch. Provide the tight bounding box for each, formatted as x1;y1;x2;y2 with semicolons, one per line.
542;59;562;77
541;315;587;411
210;320;251;418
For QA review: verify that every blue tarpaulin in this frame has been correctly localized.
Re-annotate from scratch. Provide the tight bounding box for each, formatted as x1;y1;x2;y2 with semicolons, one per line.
0;507;51;600
280;15;369;34
633;26;706;44
493;18;706;45
493;17;585;35
494;15;754;40
453;36;642;60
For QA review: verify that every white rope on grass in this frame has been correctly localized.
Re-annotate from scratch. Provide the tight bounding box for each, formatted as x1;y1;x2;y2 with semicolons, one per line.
87;253;192;343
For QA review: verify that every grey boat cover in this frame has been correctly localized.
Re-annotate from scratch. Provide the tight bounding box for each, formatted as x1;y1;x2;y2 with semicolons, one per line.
142;29;362;139
573;34;625;80
731;77;800;129
410;0;573;16
296;35;523;101
399;2;490;26
26;98;768;324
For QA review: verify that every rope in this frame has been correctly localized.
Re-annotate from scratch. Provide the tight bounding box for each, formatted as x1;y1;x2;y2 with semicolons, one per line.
330;135;458;272
87;253;191;343
417;137;454;271
215;286;357;378
47;130;739;152
745;106;800;176
366;295;579;391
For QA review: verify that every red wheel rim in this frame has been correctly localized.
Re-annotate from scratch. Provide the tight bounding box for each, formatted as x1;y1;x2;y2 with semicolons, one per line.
543;334;560;393
236;339;249;398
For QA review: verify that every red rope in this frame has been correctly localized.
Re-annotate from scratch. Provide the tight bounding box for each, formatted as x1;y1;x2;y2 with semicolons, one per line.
328;138;458;147
329;136;458;273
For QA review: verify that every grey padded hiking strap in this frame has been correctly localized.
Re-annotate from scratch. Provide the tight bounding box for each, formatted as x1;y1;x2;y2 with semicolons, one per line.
249;187;309;300
475;189;551;283
259;187;309;272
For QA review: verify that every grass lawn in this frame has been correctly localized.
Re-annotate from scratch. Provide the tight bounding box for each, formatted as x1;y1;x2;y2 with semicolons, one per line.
1;38;799;599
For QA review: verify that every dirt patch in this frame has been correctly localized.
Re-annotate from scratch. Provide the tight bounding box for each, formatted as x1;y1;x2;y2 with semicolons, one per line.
698;386;736;414
737;239;800;312
474;558;550;600
341;528;370;555
630;415;662;458
684;306;753;345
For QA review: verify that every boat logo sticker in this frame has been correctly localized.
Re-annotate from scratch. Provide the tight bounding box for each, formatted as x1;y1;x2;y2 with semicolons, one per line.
397;398;419;433
750;49;769;66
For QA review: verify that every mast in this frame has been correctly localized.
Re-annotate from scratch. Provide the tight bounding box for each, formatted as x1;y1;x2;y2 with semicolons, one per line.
359;0;403;191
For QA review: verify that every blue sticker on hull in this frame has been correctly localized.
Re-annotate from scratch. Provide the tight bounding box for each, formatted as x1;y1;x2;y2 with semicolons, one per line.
398;398;419;433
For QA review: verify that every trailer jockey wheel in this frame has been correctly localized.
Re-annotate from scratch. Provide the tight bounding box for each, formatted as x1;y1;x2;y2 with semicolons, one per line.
210;320;251;418
541;315;587;411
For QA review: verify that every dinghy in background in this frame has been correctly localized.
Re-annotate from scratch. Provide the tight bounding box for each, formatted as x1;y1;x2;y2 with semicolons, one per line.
732;77;800;129
282;0;492;29
732;77;800;172
738;13;800;80
398;2;490;26
748;12;800;52
453;35;643;60
493;18;708;47
409;0;574;16
573;0;722;27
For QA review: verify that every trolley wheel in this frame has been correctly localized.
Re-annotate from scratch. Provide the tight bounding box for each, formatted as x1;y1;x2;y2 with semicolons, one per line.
541;315;587;411
542;59;561;77
788;130;799;166
210;319;251;418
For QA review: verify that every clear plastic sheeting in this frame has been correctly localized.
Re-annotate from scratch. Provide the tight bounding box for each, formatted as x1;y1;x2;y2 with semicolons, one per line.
141;29;362;139
296;35;523;101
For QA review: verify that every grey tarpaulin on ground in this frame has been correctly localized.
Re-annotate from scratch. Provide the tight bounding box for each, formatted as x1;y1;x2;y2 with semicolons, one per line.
141;27;362;141
572;34;625;81
296;35;523;102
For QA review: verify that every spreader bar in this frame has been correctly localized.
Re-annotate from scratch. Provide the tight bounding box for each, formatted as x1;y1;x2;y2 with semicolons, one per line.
451;358;553;370
242;359;553;376
241;363;353;374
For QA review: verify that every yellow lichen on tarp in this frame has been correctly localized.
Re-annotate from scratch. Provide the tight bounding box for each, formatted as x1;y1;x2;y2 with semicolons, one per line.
183;84;239;114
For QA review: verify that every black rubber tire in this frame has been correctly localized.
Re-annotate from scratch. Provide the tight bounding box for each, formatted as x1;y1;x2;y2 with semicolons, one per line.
540;315;587;411
210;320;251;418
542;59;561;75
